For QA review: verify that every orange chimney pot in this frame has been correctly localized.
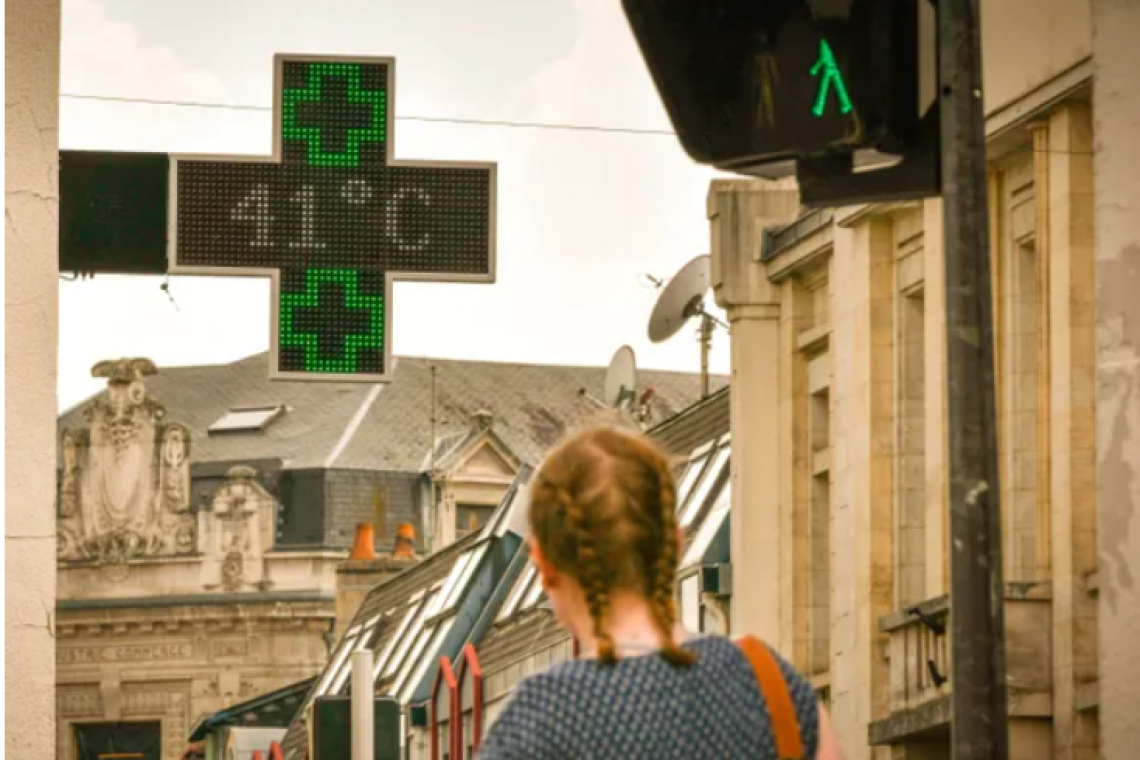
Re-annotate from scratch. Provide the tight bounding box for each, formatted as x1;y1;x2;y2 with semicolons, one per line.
394;523;416;558
350;523;377;560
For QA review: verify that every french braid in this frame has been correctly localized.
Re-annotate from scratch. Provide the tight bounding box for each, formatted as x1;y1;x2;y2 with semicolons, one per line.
543;478;617;664
648;455;696;667
529;427;698;669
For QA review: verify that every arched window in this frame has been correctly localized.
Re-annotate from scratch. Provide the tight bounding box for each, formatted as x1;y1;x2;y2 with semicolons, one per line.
430;656;459;760
456;644;485;758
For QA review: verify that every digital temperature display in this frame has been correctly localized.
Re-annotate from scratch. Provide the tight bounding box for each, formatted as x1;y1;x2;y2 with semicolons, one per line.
170;56;497;382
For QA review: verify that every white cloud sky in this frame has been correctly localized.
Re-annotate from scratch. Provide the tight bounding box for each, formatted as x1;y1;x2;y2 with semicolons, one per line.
58;0;732;410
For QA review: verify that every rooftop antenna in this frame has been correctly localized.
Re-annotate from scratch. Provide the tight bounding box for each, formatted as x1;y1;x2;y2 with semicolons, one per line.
647;254;726;398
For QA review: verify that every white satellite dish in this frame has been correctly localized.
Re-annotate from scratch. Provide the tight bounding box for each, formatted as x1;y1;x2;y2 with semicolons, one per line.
646;254;727;399
603;346;637;408
648;255;711;344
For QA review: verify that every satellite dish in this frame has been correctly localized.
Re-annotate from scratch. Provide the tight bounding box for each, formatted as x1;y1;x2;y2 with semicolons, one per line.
648;255;711;343
603;346;637;408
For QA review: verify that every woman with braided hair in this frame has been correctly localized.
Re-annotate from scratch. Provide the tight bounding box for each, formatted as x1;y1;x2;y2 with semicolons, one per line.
476;427;847;760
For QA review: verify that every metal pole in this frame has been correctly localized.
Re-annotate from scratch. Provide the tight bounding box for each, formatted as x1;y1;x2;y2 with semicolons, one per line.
429;364;438;553
938;1;1009;759
352;649;375;760
699;314;712;398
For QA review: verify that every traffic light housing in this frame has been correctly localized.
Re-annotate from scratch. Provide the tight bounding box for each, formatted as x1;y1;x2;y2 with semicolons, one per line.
622;0;939;207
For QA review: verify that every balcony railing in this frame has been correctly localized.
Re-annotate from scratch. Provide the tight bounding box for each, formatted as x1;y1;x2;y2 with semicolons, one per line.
870;582;1053;746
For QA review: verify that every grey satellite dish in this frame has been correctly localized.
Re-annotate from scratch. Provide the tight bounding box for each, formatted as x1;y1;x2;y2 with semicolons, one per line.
648;254;711;343
603;345;637;408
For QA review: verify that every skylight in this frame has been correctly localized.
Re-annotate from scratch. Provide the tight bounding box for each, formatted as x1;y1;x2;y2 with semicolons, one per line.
208;405;285;434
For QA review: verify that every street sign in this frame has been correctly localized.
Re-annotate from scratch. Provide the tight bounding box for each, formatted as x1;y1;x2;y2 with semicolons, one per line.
170;55;497;382
60;150;170;275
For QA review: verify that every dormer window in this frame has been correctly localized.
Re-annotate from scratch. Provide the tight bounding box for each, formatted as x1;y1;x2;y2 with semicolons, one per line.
208;405;285;434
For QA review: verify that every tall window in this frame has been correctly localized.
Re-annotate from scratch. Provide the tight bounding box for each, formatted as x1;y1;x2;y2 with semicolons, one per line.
897;275;926;607
808;376;831;677
790;262;832;679
1004;236;1041;581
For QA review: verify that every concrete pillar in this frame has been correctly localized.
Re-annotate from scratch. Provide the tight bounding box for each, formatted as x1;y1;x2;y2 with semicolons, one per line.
5;0;62;758
1092;0;1140;755
707;180;799;642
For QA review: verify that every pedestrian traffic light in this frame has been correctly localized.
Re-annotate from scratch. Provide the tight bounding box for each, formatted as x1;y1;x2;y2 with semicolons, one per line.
622;0;939;207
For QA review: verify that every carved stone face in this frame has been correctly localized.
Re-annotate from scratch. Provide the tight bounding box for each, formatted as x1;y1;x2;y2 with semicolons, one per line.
174;521;195;553
221;552;244;588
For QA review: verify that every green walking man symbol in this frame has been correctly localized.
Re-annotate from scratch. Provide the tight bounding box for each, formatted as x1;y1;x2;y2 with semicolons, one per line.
810;39;853;118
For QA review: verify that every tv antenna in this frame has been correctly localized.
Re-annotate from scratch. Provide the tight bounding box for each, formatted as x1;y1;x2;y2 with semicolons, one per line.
647;254;726;398
579;345;657;426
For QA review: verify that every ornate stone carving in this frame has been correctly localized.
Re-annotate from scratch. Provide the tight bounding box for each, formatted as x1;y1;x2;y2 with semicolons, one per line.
58;685;102;717
57;359;196;563
200;466;277;591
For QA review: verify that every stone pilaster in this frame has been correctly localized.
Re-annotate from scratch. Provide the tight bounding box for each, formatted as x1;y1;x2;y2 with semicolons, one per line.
1040;103;1099;760
707;179;799;643
829;212;896;759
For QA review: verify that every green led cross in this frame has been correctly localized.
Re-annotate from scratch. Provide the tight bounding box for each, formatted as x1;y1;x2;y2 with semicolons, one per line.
279;269;385;374
810;39;853;118
282;63;386;168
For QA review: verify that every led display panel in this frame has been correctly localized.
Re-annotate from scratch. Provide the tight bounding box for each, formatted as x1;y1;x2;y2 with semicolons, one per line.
170;56;497;382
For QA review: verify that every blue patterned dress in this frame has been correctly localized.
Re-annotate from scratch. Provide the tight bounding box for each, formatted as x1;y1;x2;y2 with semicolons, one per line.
476;635;820;760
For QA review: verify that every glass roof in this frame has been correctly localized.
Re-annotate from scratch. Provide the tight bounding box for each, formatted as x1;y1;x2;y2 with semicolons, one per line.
683;480;731;568
321;480;532;704
679;438;730;528
674;440;715;512
496;564;536;622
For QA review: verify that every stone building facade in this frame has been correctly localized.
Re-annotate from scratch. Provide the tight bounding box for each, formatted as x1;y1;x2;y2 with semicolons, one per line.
705;51;1104;760
55;360;344;760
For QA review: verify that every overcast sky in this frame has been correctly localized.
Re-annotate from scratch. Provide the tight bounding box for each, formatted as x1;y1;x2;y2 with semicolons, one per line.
58;0;731;410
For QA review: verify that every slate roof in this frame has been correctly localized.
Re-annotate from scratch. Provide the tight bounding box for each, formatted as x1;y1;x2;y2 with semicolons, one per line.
58;353;725;472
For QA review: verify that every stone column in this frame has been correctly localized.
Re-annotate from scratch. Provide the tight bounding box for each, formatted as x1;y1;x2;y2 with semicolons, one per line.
707;179;799;643
829;210;896;759
5;0;62;758
1093;0;1140;755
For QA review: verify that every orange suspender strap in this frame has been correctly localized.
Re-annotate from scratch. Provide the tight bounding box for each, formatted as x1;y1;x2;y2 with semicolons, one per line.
736;635;806;760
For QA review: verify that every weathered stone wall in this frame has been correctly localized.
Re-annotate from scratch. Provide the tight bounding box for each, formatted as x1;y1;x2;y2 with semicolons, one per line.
1093;0;1140;754
6;0;62;757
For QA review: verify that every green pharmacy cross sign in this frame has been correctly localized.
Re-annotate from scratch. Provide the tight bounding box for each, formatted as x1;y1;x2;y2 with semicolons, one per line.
169;55;497;382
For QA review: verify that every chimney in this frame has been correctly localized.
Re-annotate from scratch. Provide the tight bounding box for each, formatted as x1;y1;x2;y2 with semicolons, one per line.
334;521;421;639
471;410;493;431
350;523;376;560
